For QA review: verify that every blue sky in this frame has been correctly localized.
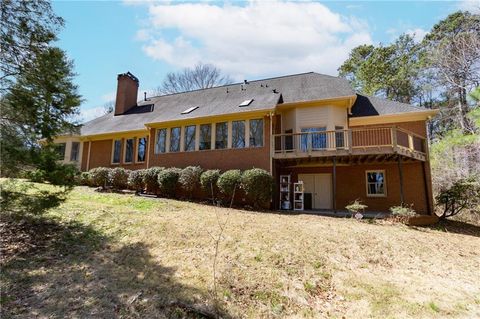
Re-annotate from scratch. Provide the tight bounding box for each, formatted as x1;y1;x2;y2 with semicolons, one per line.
51;1;476;122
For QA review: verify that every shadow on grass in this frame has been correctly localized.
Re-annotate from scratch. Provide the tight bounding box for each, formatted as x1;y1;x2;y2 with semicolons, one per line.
416;219;480;238
1;187;231;318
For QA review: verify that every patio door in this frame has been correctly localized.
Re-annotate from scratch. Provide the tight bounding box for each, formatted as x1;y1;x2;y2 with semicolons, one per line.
298;174;332;209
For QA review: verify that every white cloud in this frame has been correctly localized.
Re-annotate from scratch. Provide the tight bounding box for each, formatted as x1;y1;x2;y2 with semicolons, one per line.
458;0;480;13
138;1;373;79
406;28;428;42
78;106;107;123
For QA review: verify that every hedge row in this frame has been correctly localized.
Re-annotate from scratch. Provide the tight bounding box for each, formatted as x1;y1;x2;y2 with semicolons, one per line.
79;166;273;208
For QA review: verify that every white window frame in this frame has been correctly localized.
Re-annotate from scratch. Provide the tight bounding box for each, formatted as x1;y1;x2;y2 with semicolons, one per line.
111;139;122;164
365;170;387;197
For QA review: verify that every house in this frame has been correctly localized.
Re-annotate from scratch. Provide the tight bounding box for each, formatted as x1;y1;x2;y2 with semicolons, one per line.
56;71;438;214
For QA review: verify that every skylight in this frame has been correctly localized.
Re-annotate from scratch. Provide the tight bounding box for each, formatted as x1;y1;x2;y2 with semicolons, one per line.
239;99;254;107
181;106;199;114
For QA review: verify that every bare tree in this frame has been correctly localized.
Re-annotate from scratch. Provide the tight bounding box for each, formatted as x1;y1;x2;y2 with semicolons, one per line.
103;100;114;114
429;32;480;132
155;62;232;95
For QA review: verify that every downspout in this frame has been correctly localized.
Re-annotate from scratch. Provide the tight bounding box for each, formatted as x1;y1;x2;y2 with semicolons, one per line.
146;127;151;169
269;111;274;175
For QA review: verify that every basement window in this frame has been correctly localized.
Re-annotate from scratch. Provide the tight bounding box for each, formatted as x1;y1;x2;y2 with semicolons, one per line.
239;99;253;107
181;106;199;114
366;170;386;197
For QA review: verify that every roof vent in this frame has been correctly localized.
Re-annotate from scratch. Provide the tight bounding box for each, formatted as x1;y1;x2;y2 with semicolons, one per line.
239;99;253;107
272;89;278;94
244;80;249;84
181;106;199;114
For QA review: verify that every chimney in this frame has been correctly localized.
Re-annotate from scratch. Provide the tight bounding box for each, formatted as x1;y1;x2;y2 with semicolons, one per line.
114;72;139;115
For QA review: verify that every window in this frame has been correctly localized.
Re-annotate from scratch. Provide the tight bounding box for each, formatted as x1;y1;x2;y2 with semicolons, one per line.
181;106;199;114
335;126;345;149
70;142;80;161
301;127;326;151
232;120;245;148
125;138;134;163
56;143;66;160
249;119;264;147
239;99;253;107
366;170;386;197
112;139;121;163
170;127;180;152
155;129;166;154
199;124;211;150
215;122;228;149
137;137;147;162
184;125;196;151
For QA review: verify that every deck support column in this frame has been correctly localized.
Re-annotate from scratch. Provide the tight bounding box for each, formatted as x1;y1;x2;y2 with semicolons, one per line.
397;155;404;205
333;156;337;213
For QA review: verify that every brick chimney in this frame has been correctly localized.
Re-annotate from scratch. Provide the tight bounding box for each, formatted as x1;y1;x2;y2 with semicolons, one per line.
114;72;139;115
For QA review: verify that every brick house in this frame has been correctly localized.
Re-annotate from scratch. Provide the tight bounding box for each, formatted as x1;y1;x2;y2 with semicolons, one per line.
56;72;438;214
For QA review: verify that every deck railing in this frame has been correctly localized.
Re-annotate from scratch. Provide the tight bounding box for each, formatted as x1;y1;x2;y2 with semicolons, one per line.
273;127;427;160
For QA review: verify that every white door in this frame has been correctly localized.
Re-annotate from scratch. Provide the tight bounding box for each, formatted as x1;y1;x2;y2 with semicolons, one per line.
298;174;332;209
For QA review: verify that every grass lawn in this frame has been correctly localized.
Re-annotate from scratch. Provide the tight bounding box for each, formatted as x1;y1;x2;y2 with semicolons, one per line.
1;179;479;318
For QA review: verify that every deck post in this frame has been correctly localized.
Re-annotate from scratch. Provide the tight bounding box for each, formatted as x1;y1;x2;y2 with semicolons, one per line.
397;155;405;204
333;156;337;213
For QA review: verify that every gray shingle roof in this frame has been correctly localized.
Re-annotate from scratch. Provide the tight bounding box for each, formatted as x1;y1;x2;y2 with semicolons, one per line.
81;72;355;136
80;73;430;136
351;94;428;117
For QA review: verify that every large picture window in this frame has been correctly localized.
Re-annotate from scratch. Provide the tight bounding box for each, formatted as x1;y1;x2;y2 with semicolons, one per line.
215;122;228;149
137;137;147;162
112;139;121;164
249;119;264;147
301;127;326;151
199;124;211;150
232;120;245;148
70;142;80;161
366;170;386;197
170;127;180;152
124;138;134;163
155;129;166;154
184;125;196;151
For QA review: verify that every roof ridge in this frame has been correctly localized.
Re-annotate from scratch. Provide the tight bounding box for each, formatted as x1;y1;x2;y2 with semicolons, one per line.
147;71;326;100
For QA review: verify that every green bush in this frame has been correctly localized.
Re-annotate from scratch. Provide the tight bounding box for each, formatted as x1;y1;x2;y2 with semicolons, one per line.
143;167;164;193
158;167;181;197
179;166;203;197
200;169;220;198
241;168;273;208
128;169;145;193
79;171;92;186
389;205;416;217
44;164;78;187
436;176;480;219
109;167;129;190
89;167;111;189
217;169;242;199
26;169;46;183
345;199;368;214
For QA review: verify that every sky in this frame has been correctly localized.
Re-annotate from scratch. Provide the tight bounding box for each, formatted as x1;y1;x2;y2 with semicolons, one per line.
51;0;479;122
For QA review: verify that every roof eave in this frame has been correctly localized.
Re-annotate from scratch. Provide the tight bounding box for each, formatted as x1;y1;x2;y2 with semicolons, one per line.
349;109;439;126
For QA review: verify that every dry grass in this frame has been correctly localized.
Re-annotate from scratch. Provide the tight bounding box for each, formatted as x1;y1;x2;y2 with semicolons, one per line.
1;179;479;318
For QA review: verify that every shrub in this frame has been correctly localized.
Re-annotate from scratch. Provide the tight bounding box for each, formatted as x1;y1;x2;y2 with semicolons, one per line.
200;169;220;200
143;167;164;193
345;199;368;217
128;169;145;193
241;168;273;209
109;167;129;190
44;164;78;188
436;176;480;219
217;169;242;200
89;167;111;189
79;171;92;186
179;166;203;198
389;205;417;217
26;169;46;183
158;167;181;197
